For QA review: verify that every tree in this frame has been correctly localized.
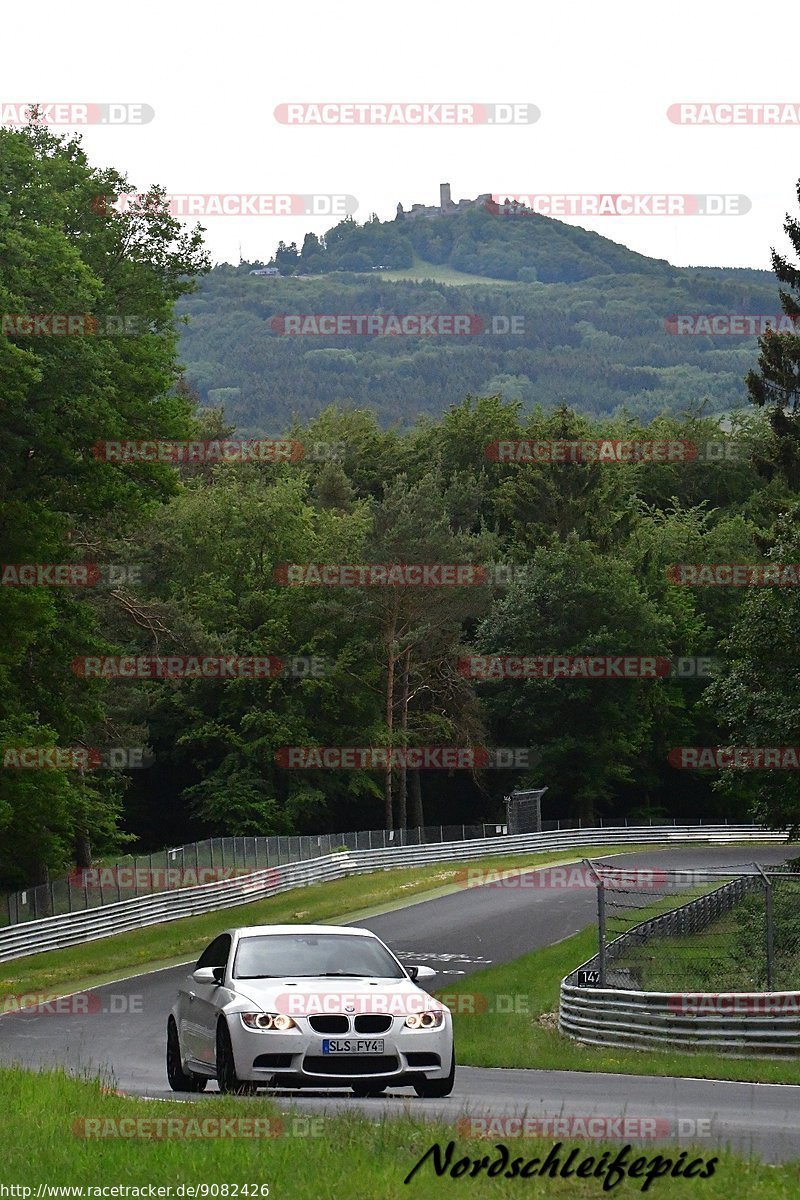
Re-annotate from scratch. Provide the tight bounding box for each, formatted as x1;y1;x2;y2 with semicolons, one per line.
746;177;800;488
703;516;800;833
353;472;496;828
122;465;380;839
301;232;324;260
0;120;208;885
276;241;300;274
473;535;674;822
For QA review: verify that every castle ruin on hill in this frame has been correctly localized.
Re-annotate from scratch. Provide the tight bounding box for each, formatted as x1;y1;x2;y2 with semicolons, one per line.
396;182;494;221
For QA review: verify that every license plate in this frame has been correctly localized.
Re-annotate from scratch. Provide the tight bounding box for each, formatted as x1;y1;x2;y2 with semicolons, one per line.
322;1038;384;1054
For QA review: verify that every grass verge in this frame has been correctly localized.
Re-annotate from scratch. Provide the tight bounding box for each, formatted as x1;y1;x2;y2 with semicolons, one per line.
0;845;642;1000
443;929;800;1084
2;1067;798;1197
369;255;517;286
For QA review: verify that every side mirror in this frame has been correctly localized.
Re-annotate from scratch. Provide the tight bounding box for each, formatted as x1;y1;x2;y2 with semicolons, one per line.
192;966;224;985
407;965;436;981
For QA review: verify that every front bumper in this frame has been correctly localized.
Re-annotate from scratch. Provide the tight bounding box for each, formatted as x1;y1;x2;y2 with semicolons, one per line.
227;1013;452;1085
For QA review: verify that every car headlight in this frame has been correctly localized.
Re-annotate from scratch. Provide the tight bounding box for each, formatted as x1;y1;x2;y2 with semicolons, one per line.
404;1010;445;1030
240;1012;297;1031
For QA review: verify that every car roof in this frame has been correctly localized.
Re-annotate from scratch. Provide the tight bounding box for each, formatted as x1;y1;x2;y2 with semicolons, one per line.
227;924;374;938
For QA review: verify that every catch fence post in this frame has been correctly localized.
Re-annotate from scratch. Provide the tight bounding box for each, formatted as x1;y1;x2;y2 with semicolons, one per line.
755;864;774;989
584;859;606;987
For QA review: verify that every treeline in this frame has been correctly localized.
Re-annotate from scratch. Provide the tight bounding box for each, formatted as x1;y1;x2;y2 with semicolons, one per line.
177;260;779;435
261;208;672;282
3;122;800;892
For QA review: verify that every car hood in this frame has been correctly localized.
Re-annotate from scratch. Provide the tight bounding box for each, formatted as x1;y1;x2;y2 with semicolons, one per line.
229;977;447;1018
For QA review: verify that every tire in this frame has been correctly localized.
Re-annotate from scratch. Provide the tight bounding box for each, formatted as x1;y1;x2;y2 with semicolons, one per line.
351;1082;388;1097
413;1046;455;1098
166;1018;208;1092
216;1019;256;1095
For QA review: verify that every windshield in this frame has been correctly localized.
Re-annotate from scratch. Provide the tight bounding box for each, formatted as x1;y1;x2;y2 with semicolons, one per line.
233;933;406;980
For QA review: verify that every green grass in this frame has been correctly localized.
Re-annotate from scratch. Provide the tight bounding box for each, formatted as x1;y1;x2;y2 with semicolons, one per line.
609;882;800;992
278;257;506;286
617;909;756;991
366;255;518;286
601;881;738;990
443;929;800;1084
2;1067;798;1196
0;845;643;1000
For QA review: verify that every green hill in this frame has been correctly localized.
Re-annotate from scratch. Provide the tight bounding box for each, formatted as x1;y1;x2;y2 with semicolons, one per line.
176;207;780;435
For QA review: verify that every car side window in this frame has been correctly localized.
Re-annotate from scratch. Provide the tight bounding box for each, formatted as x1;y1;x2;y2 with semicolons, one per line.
196;934;232;970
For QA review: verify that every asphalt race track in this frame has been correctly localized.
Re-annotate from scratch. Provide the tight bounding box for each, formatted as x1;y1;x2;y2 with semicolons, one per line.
1;845;799;1162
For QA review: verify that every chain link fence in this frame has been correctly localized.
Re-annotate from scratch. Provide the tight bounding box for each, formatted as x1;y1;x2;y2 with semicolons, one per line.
1;825;485;926
581;859;800;992
0;815;746;928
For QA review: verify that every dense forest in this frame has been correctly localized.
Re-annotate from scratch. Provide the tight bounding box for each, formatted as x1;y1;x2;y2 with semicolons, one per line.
3;123;800;891
254;206;673;280
177;212;781;434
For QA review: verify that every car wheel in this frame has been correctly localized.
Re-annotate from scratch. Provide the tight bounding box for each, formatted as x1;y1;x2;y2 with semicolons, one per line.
216;1019;256;1095
413;1046;455;1098
166;1018;208;1092
350;1082;388;1097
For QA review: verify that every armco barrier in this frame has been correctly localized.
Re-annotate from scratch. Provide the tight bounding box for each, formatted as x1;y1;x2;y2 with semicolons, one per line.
560;861;800;1058
559;983;800;1058
0;824;788;964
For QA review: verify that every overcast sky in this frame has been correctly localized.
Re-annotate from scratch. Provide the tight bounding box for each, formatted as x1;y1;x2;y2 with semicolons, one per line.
5;0;800;272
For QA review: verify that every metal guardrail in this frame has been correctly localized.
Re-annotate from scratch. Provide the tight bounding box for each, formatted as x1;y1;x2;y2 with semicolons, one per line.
4;816;698;925
559;984;800;1058
4;824;513;925
0;823;786;964
560;865;800;1058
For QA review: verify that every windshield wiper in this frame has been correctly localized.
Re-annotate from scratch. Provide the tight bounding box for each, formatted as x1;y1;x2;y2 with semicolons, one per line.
237;974;277;979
